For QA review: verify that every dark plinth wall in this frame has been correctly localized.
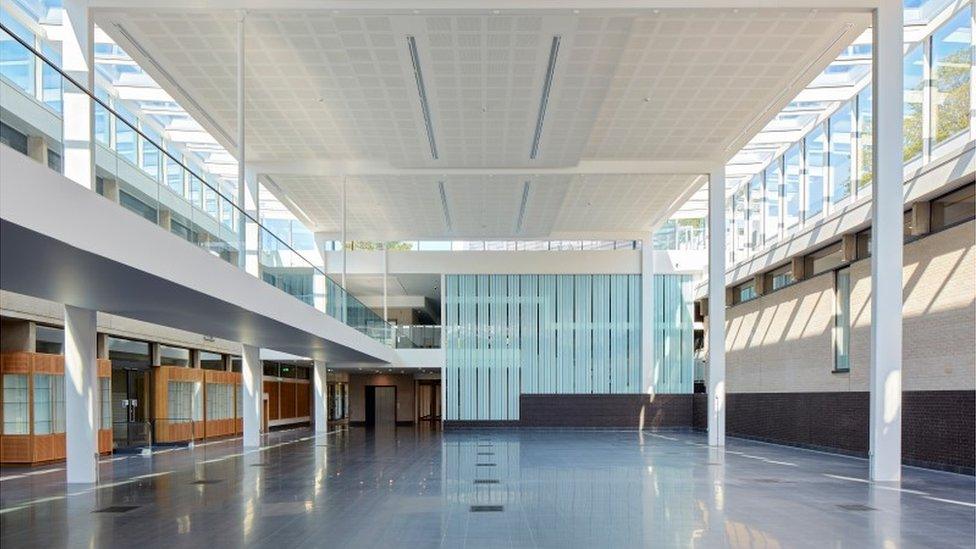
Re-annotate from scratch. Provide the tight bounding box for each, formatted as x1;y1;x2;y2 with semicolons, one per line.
520;394;692;428
444;390;974;474
695;390;974;475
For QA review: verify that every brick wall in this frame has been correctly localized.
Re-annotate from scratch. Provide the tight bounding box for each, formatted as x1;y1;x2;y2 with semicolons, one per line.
519;394;692;429
723;390;974;474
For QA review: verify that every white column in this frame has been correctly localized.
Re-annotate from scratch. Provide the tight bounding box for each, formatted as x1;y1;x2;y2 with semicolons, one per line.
62;0;93;189
382;244;389;322
869;0;904;482
707;169;726;447
64;305;98;484
641;233;655;394
241;343;261;448
341;176;348;288
313;360;328;433
235;13;261;278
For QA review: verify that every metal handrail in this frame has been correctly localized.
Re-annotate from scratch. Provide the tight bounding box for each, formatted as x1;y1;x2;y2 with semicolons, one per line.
0;22;394;339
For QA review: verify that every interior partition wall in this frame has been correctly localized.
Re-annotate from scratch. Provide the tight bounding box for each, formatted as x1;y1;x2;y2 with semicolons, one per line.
652;275;695;394
445;274;692;422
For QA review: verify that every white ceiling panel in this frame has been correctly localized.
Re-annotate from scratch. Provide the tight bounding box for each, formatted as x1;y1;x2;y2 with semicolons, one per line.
97;6;868;238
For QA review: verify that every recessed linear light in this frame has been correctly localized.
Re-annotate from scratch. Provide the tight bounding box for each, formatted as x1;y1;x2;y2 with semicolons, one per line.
515;181;530;234
530;36;561;160
438;181;453;233
407;35;438;160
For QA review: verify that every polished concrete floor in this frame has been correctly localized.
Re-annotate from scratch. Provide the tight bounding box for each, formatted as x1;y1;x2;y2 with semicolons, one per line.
0;426;973;548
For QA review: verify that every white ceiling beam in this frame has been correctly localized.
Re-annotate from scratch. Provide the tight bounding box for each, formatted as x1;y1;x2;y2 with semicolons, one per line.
251;159;717;177
90;0;879;11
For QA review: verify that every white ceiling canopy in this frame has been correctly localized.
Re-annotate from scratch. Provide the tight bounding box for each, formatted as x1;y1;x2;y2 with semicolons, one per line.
93;3;870;239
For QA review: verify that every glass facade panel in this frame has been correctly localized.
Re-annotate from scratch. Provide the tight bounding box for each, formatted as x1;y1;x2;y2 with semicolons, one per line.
200;352;224;371
0;13;34;94
159;345;190;367
764;161;781;243
829;103;853;207
206;383;234;420
748;174;763;250
931;7;972;148
444;274;650;421
35;325;64;354
904;46;924;162
732;187;748;262
857;85;873;193
804;125;826;220
834;268;852;372
2;374;29;434
783;144;801;230
33;374;65;435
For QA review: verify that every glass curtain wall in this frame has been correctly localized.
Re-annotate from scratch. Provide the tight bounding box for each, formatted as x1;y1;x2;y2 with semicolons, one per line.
723;4;972;267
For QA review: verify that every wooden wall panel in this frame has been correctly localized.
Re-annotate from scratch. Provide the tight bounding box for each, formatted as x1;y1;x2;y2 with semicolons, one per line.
280;382;297;419
0;352;31;374
266;381;279;421
0;435;31;463
98;428;112;454
295;382;310;419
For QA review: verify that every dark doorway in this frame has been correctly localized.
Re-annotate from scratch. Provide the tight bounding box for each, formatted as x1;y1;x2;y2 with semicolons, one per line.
417;380;441;421
111;368;151;450
364;385;397;427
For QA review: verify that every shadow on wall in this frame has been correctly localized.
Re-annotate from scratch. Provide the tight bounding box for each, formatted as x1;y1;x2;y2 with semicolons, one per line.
720;222;975;393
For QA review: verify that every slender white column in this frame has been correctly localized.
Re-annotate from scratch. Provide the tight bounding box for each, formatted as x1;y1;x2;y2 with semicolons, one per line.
64;305;98;484
62;0;93;189
341;176;347;288
707;168;726;447
241;343;261;448
235;13;261;277
313;360;328;432
869;0;904;482
382;244;389;322
641;233;655;394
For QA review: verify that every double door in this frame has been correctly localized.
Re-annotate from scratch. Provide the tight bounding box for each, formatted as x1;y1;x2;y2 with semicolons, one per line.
111;368;151;450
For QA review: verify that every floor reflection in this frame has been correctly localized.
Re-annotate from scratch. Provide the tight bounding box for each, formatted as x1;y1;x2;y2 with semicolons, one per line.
0;426;973;548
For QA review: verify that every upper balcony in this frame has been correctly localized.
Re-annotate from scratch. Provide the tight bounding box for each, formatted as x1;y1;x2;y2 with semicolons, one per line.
0;23;399;360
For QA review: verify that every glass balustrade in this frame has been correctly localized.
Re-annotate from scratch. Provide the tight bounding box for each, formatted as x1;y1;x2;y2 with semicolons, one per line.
394;325;442;349
0;25;392;346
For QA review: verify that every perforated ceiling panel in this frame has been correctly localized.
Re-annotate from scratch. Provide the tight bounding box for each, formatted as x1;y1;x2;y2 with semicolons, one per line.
582;10;861;160
99;7;867;239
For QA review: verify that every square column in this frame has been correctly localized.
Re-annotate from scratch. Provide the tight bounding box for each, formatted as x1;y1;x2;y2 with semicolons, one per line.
64;305;98;484
241;343;261;448
62;0;93;189
707;169;726;447
641;233;655;394
869;0;904;482
313;361;328;432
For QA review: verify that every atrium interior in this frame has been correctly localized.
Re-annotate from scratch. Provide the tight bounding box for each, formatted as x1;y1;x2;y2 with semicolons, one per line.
0;0;973;547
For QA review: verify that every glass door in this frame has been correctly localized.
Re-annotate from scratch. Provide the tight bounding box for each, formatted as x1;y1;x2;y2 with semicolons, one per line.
111;368;152;450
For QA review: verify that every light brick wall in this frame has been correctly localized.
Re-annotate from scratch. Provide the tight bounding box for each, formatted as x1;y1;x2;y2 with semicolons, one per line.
723;219;975;393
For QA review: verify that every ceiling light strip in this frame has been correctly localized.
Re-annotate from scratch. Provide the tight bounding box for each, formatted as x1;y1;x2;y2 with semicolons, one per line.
530;36;561;160
407;36;438;161
515;181;530;234
438;181;453;233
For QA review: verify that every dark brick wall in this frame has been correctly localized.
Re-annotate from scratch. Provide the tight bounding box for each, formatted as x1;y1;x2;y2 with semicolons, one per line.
724;391;974;474
903;391;975;473
519;394;692;429
692;394;707;430
725;392;869;456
